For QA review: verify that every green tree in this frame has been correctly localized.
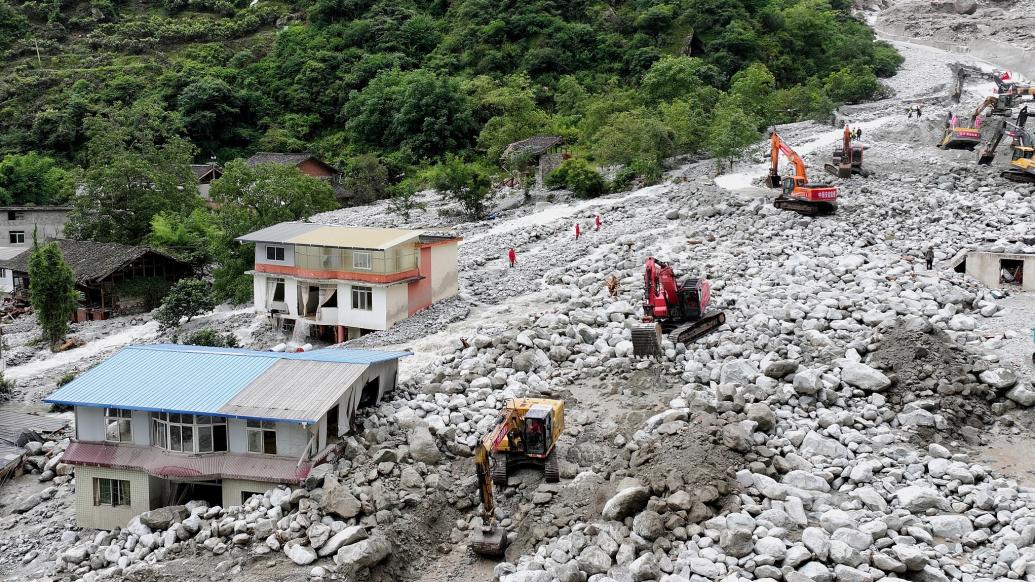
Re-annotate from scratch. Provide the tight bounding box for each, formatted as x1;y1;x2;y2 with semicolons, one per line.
824;65;881;104
208;159;338;302
344;69;477;161
591;109;676;167
705;99;760;173
147;209;220;271
340;153;391;205
154;279;215;328
545;158;605;199
641;56;719;103
472;74;554;160
730;63;776;120
66;101;200;245
0;1;28;50
423;155;493;219
28;241;78;345
0;153;73;206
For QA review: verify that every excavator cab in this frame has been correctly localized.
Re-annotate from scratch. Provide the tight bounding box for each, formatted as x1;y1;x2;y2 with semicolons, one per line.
782;177;795;196
523;406;552;457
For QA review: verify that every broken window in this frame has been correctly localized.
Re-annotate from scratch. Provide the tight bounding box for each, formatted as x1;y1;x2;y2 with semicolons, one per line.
1000;259;1024;285
104;408;132;443
351;286;373;310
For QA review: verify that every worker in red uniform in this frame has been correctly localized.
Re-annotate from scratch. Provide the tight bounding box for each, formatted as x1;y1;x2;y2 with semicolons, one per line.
595;214;601;231
507;248;516;268
575;223;581;240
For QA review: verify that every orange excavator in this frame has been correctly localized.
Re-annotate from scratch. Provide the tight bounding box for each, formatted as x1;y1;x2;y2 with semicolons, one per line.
824;125;867;178
766;130;838;215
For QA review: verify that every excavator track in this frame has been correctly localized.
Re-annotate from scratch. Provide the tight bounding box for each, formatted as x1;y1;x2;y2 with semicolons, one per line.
631;323;664;358
544;450;559;483
491;454;508;487
668;312;727;345
773;196;836;216
1003;169;1035;183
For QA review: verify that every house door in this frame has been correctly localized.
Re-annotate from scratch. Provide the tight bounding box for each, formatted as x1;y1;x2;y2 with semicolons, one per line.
359;377;380;408
327;405;339;441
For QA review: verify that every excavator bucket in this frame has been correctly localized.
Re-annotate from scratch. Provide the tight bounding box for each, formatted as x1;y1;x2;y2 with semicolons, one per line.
631;322;663;358
471;525;507;557
764;172;782;188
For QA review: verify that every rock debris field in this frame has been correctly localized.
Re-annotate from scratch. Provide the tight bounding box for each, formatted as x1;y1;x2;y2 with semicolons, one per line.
6;8;1035;582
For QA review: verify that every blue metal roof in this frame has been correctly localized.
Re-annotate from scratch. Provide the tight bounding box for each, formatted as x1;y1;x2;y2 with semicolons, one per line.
43;344;410;422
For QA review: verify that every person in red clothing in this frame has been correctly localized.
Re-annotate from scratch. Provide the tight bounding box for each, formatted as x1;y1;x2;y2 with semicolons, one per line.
575;223;581;239
595;214;601;231
507;248;516;268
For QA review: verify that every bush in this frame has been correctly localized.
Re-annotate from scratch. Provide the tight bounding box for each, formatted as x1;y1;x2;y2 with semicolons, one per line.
154;279;215;329
545;159;605;199
423;155;494;219
0;374;12;400
180;328;239;347
823;65;881;104
57;373;75;387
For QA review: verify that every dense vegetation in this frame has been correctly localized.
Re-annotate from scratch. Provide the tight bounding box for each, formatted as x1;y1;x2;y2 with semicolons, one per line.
0;0;901;302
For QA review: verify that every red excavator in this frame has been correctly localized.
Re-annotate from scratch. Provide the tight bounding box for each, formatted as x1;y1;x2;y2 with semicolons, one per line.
766;130;838;215
631;257;726;357
825;125;868;178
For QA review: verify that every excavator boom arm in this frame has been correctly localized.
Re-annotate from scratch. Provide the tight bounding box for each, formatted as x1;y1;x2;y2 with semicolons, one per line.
475;409;519;522
770;130;809;182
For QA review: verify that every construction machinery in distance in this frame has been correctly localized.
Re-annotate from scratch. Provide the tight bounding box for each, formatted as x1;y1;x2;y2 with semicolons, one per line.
631;257;726;358
952;63;1034;114
938;111;982;150
1003;116;1035;184
766;130;838;215
471;398;565;557
825;125;868;178
977;106;1029;165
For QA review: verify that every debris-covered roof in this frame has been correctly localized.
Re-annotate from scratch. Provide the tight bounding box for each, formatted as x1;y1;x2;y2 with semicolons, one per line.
190;163;222;181
61;440;311;485
44;344;411;424
245;152;338;173
0;239;188;284
236;222;431;250
0;206;71;212
0;409;69;446
500;136;563;160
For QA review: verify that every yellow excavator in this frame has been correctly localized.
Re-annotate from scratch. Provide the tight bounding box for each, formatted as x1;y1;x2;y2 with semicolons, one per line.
470;398;565;557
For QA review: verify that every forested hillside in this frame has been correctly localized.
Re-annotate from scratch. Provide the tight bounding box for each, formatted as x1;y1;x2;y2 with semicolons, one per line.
0;0;901;300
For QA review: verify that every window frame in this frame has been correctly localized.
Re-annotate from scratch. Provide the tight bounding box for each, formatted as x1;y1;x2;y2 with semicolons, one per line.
246;419;277;455
353;251;372;270
351;286;373;311
94;478;131;507
104;408;133;443
9;231;24;244
150;412;226;454
265;245;285;262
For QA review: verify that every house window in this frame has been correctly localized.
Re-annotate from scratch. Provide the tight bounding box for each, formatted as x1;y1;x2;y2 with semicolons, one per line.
7;211;21;221
353;251;372;270
94;478;131;506
266;246;285;261
246;420;277;454
9;231;24;244
351;286;373;311
241;491;263;504
150;412;226;453
0;268;6;277
105;408;133;442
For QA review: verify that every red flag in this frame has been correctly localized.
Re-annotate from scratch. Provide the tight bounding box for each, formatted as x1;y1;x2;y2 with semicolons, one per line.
1001;70;1012;81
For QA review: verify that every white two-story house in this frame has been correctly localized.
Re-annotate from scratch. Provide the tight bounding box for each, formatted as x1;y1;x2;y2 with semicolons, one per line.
45;344;409;529
235;223;460;342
